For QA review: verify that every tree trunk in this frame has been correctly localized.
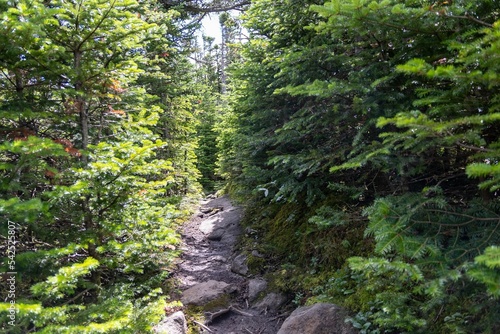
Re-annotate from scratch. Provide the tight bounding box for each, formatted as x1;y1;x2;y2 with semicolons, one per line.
74;49;89;164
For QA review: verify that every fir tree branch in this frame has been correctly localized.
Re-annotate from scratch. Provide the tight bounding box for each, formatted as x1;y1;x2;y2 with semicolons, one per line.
0;69;17;89
446;14;494;28
426;209;500;221
62;287;92;306
408;212;500;228
455;141;492;153
77;0;117;52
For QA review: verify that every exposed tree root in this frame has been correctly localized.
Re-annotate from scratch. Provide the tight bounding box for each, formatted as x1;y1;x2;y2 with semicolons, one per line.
205;304;254;325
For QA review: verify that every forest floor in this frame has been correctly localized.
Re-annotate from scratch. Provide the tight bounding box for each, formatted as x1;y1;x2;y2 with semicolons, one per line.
172;196;283;334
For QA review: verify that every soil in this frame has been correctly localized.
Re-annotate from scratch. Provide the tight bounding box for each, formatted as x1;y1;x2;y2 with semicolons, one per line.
172;196;284;334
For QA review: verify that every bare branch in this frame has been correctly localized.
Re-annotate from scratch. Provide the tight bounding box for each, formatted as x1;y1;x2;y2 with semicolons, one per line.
455;141;492;153
193;320;213;332
205;305;254;325
161;0;251;14
447;13;494;28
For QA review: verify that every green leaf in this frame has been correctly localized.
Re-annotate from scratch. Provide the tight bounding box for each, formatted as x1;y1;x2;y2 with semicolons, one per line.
31;257;99;300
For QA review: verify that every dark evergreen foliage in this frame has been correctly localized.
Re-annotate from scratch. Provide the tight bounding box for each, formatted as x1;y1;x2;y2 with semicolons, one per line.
218;0;500;332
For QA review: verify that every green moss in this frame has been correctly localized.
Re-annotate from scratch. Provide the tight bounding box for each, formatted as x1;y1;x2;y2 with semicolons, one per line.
185;294;231;333
235;195;375;313
247;254;266;274
202;294;231;312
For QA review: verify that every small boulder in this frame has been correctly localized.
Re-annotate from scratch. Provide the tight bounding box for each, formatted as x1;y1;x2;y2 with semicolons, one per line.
277;303;358;334
254;292;288;312
181;280;231;306
199;216;222;235
209;255;227;263
154;311;187;334
207;227;225;241
248;278;268;302
251;250;265;258
231;253;249;276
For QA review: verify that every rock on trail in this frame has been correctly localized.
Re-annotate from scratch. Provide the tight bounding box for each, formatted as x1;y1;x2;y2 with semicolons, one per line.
277;303;359;334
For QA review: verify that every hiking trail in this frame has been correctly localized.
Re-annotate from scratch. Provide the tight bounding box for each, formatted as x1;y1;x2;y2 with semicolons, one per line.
172;196;284;333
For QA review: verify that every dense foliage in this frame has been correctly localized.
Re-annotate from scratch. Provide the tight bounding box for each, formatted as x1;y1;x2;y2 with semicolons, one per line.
0;0;210;332
218;0;500;332
2;0;499;332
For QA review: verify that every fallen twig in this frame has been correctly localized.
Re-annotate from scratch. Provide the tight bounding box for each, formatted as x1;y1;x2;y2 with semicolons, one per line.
269;311;291;321
205;305;254;325
193;320;213;333
205;307;231;324
230;305;254;317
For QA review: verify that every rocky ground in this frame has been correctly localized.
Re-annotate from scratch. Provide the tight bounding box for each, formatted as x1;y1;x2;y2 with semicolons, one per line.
155;195;359;334
170;196;285;334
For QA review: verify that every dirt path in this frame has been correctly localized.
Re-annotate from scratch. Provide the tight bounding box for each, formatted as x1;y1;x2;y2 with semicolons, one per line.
173;196;282;334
